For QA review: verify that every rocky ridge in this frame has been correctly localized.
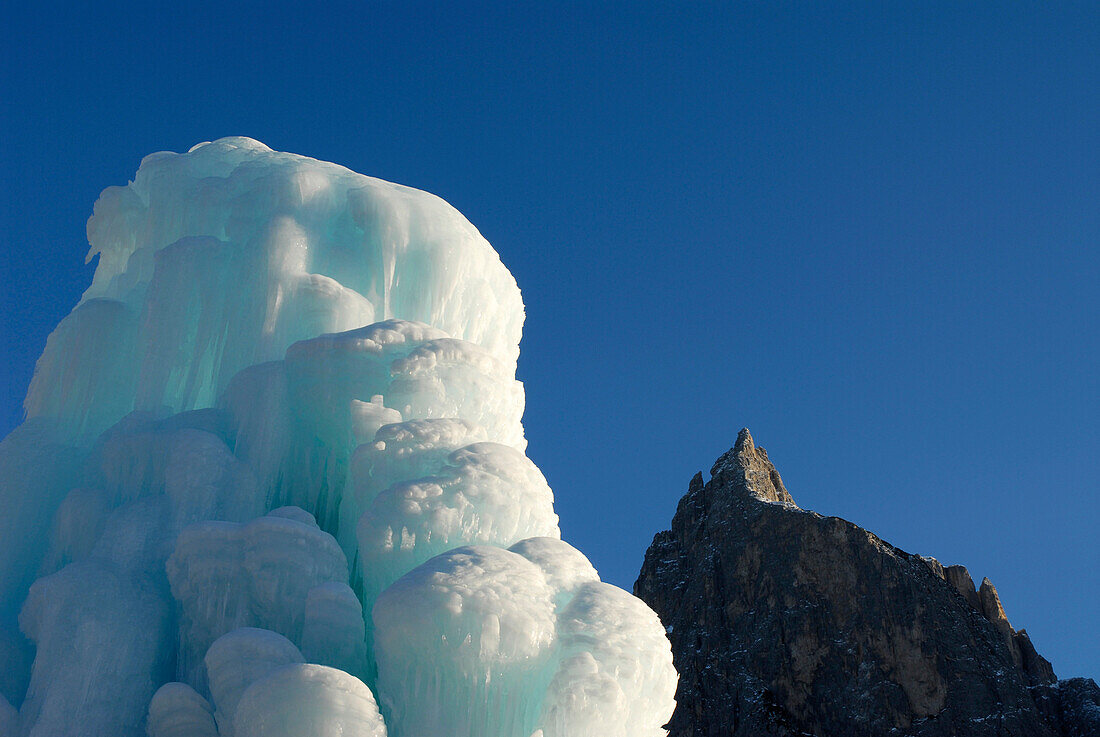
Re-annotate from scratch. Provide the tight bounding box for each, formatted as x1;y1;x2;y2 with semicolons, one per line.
635;428;1099;737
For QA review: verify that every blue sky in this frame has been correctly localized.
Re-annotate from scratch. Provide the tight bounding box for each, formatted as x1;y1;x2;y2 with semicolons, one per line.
2;2;1097;679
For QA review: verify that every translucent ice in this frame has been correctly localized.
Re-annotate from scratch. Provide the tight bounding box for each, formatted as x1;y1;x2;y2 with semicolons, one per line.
0;697;17;737
146;683;218;737
301;583;367;677
203;628;304;735
218;319;525;534
0;421;83;703
166;509;347;689
0;139;676;737
25;137;524;444
19;561;173;737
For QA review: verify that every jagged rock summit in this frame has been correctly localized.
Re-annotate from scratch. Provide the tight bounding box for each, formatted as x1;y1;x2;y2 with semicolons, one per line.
635;429;1100;737
709;428;797;507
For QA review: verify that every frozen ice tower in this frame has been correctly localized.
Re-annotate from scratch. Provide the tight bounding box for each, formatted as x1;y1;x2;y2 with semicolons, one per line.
0;138;677;737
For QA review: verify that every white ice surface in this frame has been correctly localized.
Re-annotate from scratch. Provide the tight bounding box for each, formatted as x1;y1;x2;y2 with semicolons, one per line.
373;545;558;737
357;441;559;616
234;664;387;737
373;542;677;737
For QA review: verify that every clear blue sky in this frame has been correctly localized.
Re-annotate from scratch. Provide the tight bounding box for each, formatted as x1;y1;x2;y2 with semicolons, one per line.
2;2;1097;679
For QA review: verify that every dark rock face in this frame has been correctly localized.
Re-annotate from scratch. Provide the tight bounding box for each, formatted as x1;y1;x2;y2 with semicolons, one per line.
635;429;1097;737
1035;678;1100;737
944;565;982;612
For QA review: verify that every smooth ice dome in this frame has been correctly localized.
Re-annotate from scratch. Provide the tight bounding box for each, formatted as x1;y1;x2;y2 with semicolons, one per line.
234;664;388;737
374;543;675;737
0;139;676;737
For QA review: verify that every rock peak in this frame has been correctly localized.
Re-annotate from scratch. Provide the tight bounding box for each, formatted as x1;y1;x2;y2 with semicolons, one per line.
636;431;1090;737
710;428;797;507
733;427;754;454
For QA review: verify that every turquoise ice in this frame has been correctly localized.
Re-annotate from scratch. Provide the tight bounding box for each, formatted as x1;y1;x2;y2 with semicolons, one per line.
0;139;676;737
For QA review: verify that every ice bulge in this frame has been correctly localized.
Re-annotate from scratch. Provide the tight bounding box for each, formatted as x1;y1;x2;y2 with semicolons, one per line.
0;139;676;737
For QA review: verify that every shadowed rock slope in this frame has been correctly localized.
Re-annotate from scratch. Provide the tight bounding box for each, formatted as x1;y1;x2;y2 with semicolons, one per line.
635;429;1099;737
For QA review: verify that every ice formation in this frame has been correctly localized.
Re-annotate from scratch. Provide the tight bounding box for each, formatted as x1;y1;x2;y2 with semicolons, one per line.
0;138;676;737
